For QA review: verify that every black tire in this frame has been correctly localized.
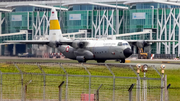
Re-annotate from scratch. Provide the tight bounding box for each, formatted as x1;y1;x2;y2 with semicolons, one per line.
120;59;125;63
78;59;87;63
97;60;106;63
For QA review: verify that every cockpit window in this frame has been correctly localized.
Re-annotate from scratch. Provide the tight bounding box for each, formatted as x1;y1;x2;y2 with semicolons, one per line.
122;43;129;46
118;42;122;46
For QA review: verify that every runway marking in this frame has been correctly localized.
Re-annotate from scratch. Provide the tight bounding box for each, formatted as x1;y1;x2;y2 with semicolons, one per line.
162;61;170;63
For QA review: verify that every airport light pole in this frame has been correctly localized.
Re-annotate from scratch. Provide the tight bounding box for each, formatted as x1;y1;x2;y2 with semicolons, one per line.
136;64;141;101
160;64;166;101
142;64;148;101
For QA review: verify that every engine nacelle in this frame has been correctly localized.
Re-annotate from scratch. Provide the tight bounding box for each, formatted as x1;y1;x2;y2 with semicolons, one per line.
136;41;150;48
72;40;88;49
76;56;86;62
74;50;94;59
47;41;56;48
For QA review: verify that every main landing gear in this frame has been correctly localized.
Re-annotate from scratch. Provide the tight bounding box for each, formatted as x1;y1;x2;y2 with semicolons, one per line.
78;60;87;63
120;59;125;63
96;60;106;63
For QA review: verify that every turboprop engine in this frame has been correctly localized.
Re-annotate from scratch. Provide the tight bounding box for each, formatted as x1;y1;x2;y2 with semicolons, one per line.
135;41;150;48
47;41;56;48
72;40;88;49
74;49;94;62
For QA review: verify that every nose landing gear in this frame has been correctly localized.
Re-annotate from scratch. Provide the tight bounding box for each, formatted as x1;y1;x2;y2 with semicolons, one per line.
120;59;125;63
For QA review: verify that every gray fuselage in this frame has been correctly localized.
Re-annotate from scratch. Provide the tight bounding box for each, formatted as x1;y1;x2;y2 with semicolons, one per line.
58;40;132;61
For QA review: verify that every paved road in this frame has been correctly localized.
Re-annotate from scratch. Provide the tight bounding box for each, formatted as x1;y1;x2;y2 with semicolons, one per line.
126;58;180;69
0;56;180;69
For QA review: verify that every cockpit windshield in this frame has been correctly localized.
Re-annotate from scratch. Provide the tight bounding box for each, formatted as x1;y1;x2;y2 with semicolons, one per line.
122;43;129;46
118;42;122;46
118;42;129;46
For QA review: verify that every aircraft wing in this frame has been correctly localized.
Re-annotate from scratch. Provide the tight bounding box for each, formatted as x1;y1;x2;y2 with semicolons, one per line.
4;40;50;44
125;40;178;48
126;40;177;43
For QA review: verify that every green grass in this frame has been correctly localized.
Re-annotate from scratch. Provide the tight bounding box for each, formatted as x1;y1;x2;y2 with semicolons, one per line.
0;62;179;100
1;58;180;63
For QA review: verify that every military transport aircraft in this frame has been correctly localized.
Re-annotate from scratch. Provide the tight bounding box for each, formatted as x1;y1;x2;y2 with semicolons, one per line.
4;8;177;63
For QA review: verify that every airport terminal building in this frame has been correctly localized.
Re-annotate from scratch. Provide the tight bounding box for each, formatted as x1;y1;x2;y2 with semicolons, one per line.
0;0;180;57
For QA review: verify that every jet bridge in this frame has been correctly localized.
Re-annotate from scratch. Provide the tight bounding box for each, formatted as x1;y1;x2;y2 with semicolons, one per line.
0;30;29;56
63;30;89;40
114;29;153;40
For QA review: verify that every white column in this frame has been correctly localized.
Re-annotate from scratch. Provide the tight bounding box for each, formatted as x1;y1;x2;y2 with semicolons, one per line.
0;45;1;56
91;11;93;38
13;44;16;56
0;12;1;34
133;46;136;54
49;48;53;53
85;30;87;39
151;6;154;28
26;31;28;53
116;10;119;35
0;12;1;56
150;30;152;40
55;48;58;53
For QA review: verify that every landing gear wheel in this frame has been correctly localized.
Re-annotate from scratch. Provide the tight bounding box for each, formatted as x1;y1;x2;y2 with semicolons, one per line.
78;60;87;63
97;60;106;63
120;59;125;63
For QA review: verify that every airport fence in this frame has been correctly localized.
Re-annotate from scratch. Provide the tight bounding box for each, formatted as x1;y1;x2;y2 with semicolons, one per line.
0;62;170;101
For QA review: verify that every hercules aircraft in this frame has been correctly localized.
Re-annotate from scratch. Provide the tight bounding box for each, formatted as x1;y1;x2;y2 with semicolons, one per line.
4;8;177;63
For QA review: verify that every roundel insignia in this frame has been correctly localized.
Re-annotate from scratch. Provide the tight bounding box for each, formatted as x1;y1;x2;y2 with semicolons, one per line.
111;52;115;55
65;46;70;52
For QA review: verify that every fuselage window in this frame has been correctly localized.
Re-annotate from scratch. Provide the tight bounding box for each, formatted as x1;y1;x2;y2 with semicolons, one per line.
118;42;122;46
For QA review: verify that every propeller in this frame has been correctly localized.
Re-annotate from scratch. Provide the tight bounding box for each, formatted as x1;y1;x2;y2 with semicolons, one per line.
135;41;150;48
78;41;88;48
72;40;89;49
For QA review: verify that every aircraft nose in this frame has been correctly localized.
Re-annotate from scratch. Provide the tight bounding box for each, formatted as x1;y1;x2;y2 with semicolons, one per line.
123;48;133;58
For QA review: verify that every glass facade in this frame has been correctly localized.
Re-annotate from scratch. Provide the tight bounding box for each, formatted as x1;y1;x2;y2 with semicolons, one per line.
15;7;34;12
72;5;93;11
62;11;90;33
71;4;126;11
157;8;180;54
1;2;180;55
131;3;180;9
124;9;157;33
0;11;33;45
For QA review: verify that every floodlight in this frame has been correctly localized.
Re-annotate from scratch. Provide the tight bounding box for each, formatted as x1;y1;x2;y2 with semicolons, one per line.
143;64;148;72
161;64;166;69
136;64;141;69
136;64;141;74
160;64;166;74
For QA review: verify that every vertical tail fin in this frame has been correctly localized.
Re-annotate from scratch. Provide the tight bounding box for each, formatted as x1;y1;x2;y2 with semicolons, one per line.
49;8;63;41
